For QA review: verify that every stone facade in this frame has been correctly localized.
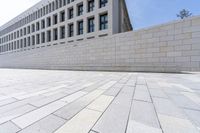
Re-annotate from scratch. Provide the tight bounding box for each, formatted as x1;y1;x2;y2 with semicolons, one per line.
0;16;200;72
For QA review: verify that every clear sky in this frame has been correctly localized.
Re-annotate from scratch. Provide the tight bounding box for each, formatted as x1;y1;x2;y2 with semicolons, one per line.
0;0;199;29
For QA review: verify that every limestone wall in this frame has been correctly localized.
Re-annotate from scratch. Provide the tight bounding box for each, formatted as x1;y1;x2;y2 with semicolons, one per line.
0;16;200;72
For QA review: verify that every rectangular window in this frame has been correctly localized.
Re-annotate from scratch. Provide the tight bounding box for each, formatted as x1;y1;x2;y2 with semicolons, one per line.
41;32;45;43
77;3;83;16
32;35;35;45
53;14;58;24
77;21;83;35
32;24;35;32
68;8;73;19
88;17;95;33
63;0;66;6
28;37;31;46
20;29;23;37
41;19;45;29
24;28;26;35
47;17;51;27
99;0;108;8
27;26;30;34
60;11;65;22
36;22;40;31
60;26;65;39
88;0;94;12
68;23;74;37
24;38;26;47
36;34;40;44
47;30;51;42
100;13;108;30
53;28;58;40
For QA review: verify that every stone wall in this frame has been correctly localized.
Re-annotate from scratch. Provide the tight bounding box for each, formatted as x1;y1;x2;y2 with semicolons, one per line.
0;16;200;72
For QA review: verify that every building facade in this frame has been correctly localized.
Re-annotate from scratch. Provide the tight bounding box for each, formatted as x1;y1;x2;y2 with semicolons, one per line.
0;0;132;55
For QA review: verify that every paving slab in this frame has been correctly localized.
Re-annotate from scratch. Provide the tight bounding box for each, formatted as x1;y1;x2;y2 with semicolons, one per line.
0;122;20;133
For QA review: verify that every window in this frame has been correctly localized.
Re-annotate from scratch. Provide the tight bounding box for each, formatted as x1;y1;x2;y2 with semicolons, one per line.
53;28;58;40
77;21;83;35
47;30;51;42
36;22;40;31
41;32;45;43
68;8;73;19
77;4;83;16
47;17;51;27
88;17;95;33
32;24;35;33
20;29;23;37
68;23;74;37
60;11;65;22
59;0;62;7
60;26;65;39
53;14;58;24
63;0;66;6
28;37;31;46
100;13;108;30
32;35;35;45
27;26;30;34
41;19;45;29
20;39;23;48
24;38;26;47
88;0;94;12
36;34;40;44
99;0;108;8
24;28;26;35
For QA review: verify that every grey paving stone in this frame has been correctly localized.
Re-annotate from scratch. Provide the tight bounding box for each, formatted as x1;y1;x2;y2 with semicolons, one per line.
184;109;200;128
0;122;20;133
92;87;134;133
153;97;186;118
19;114;66;133
136;76;146;85
149;89;168;98
158;114;199;133
0;98;17;107
168;94;200;110
103;86;123;97
134;85;151;102
29;93;69;107
129;100;160;128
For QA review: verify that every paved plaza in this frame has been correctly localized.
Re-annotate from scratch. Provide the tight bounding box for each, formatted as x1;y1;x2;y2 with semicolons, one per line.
0;69;199;133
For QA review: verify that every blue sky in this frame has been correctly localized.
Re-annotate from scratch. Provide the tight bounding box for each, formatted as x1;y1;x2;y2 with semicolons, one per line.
126;0;200;29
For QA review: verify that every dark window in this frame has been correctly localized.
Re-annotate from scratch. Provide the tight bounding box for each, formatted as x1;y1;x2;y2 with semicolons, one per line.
32;35;35;45
53;14;58;24
77;4;83;16
47;30;51;42
77;21;83;35
60;26;65;39
27;26;30;34
32;24;35;32
60;11;65;22
47;17;51;27
88;17;95;33
36;34;40;44
41;32;45;43
100;13;108;30
68;8;73;19
53;28;58;40
41;19;45;29
36;22;40;31
24;38;26;47
68;23;74;37
28;37;31;46
88;0;94;12
24;28;26;35
99;0;107;8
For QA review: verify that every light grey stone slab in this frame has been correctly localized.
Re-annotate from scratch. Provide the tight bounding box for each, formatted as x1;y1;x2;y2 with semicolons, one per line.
0;122;20;133
12;100;67;129
0;104;36;124
54;90;104;120
153;97;186;118
149;89;168;98
134;85;151;102
126;120;162;133
103;86;122;96
129;100;160;128
92;88;134;133
136;77;146;85
168;94;200;110
30;93;69;107
184;109;200;128
18;114;66;133
0;98;17;107
158;114;199;133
